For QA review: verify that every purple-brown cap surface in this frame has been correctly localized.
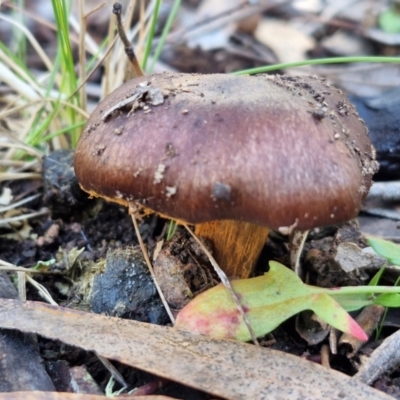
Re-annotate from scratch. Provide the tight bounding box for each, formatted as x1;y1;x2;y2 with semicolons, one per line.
74;73;378;231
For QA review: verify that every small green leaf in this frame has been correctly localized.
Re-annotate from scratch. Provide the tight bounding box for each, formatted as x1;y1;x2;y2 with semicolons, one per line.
375;293;400;307
31;259;56;272
379;8;400;34
367;237;400;265
166;220;178;241
175;261;367;341
369;266;386;286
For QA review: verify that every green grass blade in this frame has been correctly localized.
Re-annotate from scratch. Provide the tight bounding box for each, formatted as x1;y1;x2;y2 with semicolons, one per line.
51;0;82;147
369;267;386;286
11;1;27;64
234;56;400;75
25;53;61;147
42;120;87;142
149;0;182;73
86;36;109;73
367;237;400;265
0;34;31;76
166;220;178;241
142;0;163;72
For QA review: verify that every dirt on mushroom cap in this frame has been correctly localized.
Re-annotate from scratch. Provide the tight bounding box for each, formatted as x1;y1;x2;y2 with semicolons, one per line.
74;72;378;230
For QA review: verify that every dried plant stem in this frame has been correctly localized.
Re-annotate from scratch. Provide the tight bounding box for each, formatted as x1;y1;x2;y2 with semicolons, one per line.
183;224;259;346
113;2;144;78
0;193;41;213
138;0;146;62
26;275;57;305
321;344;331;369
129;207;175;323
0;208;49;225
0;13;53;72
96;353;128;389
17;271;26;301
289;230;309;278
0;172;41;182
0;160;27;167
0;265;50;274
0;140;42;158
68;35;119;102
0;98;90;121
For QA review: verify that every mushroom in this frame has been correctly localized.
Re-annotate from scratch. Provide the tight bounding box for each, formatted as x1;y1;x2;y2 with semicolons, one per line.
74;72;378;279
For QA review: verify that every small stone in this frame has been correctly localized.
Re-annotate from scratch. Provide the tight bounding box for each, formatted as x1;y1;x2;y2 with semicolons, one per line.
89;247;169;324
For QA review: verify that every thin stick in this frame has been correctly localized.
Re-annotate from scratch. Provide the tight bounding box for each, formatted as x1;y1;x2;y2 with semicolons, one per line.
138;0;146;62
320;344;331;369
0;172;41;181
26;275;58;306
0;193;41;213
183;224;259;346
17;271;26;301
0;266;53;274
113;2;144;78
0;208;49;226
96;353;128;389
129;207;175;323
289;230;309;279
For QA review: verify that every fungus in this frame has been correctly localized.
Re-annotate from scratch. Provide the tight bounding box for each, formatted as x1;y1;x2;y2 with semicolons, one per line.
74;72;377;279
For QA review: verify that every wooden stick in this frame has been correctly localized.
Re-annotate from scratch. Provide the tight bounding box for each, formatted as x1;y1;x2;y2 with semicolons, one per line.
113;2;144;78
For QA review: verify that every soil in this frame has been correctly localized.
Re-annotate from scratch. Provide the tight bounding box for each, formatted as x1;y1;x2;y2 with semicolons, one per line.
0;160;392;398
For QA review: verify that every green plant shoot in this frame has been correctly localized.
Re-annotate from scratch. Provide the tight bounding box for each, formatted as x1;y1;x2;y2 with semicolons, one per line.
367;236;400;266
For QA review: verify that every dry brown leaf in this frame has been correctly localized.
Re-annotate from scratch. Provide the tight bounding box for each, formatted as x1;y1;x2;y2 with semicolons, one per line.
0;299;392;400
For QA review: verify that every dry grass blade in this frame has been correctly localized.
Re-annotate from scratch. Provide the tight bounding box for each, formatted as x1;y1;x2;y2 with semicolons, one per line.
0;13;53;71
0;259;57;303
26;275;57;306
0;259;55;274
96;352;128;390
0;62;41;101
129;208;175;323
78;0;87;112
0;120;42;160
289;229;309;278
0;193;41;213
104;0;156;92
0;208;48;226
17;271;26;301
0;172;41;181
0;265;49;274
0;299;391;400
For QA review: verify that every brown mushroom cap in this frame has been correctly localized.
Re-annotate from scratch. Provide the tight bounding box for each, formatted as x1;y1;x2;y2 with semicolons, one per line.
74;73;378;231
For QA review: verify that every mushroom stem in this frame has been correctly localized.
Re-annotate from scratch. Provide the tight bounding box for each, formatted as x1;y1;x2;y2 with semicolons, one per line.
195;220;269;279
